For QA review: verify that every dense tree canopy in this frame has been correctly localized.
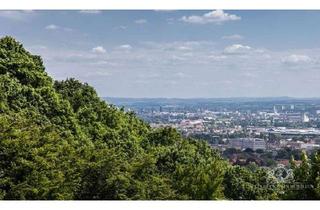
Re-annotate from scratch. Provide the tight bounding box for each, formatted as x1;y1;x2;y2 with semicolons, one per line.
0;36;227;200
284;151;320;200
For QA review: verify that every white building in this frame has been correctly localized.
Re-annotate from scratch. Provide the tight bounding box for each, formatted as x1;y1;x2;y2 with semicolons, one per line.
303;113;310;123
230;138;266;150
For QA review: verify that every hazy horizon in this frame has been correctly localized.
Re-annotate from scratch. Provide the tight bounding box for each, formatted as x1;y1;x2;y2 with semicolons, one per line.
2;10;320;98
104;96;318;99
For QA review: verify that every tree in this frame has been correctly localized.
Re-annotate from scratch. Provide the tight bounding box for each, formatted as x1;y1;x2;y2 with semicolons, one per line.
0;36;229;200
284;151;320;200
0;112;81;199
223;165;280;200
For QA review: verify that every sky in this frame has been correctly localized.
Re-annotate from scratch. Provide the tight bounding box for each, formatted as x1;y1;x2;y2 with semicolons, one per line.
1;10;320;98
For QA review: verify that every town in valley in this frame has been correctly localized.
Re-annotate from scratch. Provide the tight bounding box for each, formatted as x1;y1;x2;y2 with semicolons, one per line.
107;97;320;167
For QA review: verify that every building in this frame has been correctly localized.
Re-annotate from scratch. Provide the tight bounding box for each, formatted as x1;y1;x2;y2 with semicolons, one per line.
265;128;320;137
300;143;320;151
230;138;266;151
303;113;310;123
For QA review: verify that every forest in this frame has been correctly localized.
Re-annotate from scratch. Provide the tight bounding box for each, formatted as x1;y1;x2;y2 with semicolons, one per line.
0;36;319;200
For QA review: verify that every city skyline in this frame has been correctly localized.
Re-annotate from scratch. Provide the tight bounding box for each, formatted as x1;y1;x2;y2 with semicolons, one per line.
1;10;320;98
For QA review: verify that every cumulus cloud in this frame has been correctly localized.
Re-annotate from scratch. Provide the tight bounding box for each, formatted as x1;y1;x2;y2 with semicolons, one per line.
141;41;214;52
116;44;133;50
180;10;241;25
92;46;106;54
45;24;59;30
224;44;252;55
45;24;73;32
32;38;320;98
281;54;312;64
135;19;147;24
176;46;192;51
222;34;244;40
78;10;102;14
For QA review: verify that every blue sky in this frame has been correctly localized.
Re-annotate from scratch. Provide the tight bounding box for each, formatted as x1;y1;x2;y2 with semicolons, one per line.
1;10;320;98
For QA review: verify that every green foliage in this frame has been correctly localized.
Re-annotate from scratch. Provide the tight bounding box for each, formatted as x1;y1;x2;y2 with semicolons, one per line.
143;128;227;199
0;112;81;199
0;36;51;88
283;151;320;200
223;165;280;200
0;36;228;200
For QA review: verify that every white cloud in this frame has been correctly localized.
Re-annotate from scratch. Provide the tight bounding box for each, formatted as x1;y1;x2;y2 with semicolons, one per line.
45;24;73;32
208;55;227;61
116;44;133;50
45;24;59;30
176;46;192;51
282;54;312;64
0;10;35;21
78;10;102;14
30;37;320;98
135;19;147;24
224;44;252;55
114;25;127;30
141;41;214;52
153;10;176;13
180;10;241;25
92;46;106;54
222;34;244;40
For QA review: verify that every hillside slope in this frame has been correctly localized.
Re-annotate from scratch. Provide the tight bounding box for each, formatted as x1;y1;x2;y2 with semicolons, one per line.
0;36;227;200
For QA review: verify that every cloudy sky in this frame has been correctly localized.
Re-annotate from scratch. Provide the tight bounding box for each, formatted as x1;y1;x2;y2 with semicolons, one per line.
1;10;320;98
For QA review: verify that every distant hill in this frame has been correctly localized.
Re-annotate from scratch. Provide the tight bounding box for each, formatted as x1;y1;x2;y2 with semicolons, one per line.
104;96;320;107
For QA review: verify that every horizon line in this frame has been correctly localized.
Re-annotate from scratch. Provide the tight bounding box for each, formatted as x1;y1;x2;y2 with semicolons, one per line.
102;96;320;100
